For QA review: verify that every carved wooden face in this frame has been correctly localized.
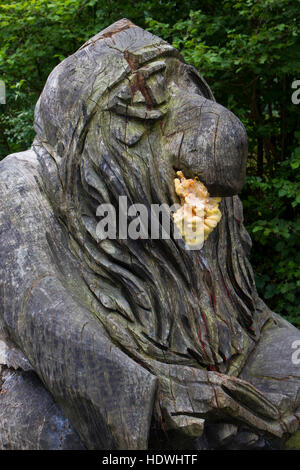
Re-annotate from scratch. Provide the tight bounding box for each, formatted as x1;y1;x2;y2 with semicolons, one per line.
96;56;248;205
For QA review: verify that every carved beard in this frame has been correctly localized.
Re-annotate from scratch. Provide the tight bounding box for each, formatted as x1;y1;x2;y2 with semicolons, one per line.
56;106;271;377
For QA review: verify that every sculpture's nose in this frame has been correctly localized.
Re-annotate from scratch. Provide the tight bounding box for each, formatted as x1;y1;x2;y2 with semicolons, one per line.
165;96;248;196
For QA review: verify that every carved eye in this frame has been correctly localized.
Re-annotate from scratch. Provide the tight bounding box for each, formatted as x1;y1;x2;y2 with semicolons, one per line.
145;72;166;105
133;61;167;107
107;60;167;121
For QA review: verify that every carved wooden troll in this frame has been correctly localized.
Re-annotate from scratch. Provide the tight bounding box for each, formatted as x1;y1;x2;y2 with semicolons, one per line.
0;19;299;450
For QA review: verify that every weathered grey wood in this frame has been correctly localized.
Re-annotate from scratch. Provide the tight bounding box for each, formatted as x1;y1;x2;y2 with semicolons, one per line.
0;18;299;449
0;367;85;450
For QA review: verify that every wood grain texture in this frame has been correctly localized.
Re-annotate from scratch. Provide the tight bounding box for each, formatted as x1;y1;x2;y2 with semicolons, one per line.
0;19;299;449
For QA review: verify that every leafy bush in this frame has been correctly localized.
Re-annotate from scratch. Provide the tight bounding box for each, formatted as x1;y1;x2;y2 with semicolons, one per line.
242;141;300;325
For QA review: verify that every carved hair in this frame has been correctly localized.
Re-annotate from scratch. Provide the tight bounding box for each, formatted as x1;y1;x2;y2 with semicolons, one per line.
33;21;270;375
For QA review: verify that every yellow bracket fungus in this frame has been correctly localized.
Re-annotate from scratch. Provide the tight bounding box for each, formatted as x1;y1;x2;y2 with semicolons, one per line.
173;171;222;247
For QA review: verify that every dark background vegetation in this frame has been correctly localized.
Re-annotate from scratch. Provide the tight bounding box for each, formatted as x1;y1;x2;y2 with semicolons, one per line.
0;0;299;325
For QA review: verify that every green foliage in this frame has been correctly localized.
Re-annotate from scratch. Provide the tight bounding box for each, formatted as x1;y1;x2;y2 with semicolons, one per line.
0;0;299;325
241;142;300;325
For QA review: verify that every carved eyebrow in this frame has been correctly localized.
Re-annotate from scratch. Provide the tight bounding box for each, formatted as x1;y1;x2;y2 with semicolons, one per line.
138;61;166;78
